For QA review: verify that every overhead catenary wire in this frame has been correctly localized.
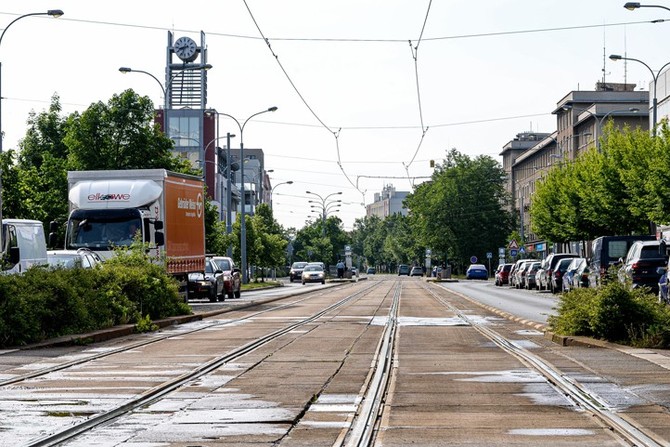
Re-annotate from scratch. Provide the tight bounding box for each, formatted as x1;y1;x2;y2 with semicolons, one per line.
241;0;364;200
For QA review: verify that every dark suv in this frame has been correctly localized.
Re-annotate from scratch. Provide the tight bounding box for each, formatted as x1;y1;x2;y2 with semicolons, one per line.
618;240;667;294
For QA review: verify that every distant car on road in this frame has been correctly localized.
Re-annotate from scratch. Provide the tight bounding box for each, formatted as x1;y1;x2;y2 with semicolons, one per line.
466;264;488;280
302;263;326;284
366;267;376;275
188;256;225;302
289;261;309;282
210;256;241;299
410;266;423;277
398;264;410;276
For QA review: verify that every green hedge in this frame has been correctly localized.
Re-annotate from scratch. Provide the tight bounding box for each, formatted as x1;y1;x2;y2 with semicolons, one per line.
0;248;191;347
549;280;670;348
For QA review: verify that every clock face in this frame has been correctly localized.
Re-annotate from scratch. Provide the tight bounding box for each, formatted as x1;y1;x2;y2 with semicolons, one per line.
174;36;198;62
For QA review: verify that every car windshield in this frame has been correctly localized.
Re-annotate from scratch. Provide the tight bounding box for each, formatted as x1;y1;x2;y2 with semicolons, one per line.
213;259;231;271
47;255;78;268
304;265;322;272
292;262;308;269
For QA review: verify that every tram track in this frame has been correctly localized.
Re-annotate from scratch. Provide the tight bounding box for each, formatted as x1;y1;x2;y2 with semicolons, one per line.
424;282;667;447
9;282;379;447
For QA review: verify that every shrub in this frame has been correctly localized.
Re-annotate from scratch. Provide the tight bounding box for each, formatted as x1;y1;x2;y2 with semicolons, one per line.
0;243;191;347
549;280;670;347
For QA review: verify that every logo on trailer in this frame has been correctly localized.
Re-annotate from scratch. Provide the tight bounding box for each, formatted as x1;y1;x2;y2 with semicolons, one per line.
87;192;131;202
196;192;203;218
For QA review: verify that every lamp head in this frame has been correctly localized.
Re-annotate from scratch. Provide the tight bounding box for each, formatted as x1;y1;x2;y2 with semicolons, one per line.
630;107;640;113
268;106;278;112
624;2;641;10
609;54;623;61
47;9;64;17
203;64;213;70
287;181;294;185
119;67;132;73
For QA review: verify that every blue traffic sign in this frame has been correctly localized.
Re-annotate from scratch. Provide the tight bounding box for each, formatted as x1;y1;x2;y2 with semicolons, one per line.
510;249;518;257
470;256;478;263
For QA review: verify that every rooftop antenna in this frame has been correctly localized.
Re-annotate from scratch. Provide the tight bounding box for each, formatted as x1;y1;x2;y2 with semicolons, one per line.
602;22;606;84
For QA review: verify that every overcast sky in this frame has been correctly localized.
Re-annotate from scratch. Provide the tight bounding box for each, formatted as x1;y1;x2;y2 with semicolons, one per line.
0;1;667;230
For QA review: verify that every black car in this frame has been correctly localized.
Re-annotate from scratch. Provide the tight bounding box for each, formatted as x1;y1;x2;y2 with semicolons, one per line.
541;253;579;293
618;240;667;294
187;257;225;302
289;261;309;282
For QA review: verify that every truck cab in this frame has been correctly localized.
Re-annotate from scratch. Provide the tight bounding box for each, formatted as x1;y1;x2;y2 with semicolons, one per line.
2;219;48;274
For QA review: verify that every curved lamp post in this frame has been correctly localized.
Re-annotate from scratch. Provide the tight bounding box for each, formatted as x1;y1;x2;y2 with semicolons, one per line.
624;2;670;12
0;9;63;245
610;54;670;135
219;106;278;284
306;191;342;235
270;181;293;210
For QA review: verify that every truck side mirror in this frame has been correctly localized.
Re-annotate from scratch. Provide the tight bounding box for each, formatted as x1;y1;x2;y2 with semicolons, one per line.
48;232;58;249
49;220;59;232
155;231;165;247
154;220;164;230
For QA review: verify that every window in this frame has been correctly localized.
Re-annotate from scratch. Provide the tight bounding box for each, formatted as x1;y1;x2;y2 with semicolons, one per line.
169;116;200;148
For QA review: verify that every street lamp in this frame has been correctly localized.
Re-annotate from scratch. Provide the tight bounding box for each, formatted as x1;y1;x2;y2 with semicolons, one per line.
0;9;63;243
270;181;293;210
219;106;278;284
610;54;670;135
624;2;670;12
306;191;343;235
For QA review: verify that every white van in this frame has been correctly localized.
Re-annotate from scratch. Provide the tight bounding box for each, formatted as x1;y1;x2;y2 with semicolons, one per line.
2;219;48;274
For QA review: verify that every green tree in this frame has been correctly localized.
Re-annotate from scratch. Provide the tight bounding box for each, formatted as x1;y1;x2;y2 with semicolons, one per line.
64;89;193;173
404;149;513;272
252;204;288;280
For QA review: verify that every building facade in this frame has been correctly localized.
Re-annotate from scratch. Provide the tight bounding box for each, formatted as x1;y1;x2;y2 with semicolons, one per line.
366;185;409;219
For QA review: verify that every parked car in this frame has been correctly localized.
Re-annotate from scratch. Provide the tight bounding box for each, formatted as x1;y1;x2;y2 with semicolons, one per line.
524;261;542;290
508;259;526;288
512;260;531;289
410;266;423;276
618;240;667;294
302;263;326;284
466;264;488;280
46;248;103;269
541;253;579;293
366;267;376;274
550;258;575;293
562;257;586;292
494;263;513;286
289;261;309;282
210;256;241;299
398;264;410;276
188;257;225;302
589;235;655;288
536;266;547;290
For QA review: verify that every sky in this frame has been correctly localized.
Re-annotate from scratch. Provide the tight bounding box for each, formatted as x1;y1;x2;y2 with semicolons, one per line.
0;1;668;231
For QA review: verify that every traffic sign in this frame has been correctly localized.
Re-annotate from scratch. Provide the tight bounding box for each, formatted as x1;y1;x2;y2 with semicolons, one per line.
470;256;478;264
486;252;492;259
508;239;519;250
510;249;518;257
519;247;526;254
498;247;505;256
